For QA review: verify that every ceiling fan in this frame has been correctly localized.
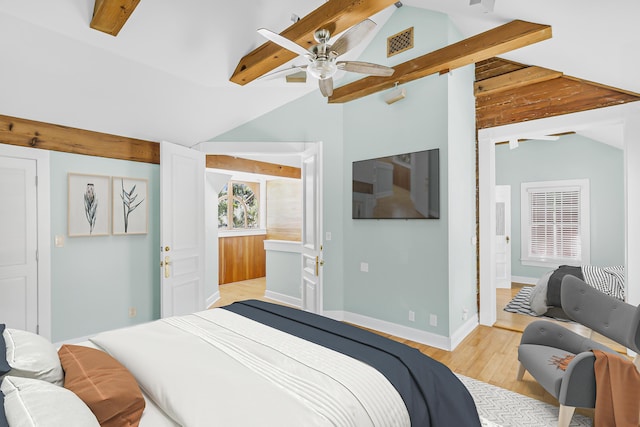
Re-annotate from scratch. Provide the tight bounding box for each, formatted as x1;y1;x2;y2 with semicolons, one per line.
257;19;395;97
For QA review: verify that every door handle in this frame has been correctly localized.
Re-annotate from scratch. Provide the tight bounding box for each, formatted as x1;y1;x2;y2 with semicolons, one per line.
506;236;510;243
163;256;171;278
315;256;325;276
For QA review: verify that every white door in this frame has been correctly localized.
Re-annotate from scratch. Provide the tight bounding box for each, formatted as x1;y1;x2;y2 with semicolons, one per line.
301;144;323;313
0;156;38;332
495;185;512;289
160;141;206;317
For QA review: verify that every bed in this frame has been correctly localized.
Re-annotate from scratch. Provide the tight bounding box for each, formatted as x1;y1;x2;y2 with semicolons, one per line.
528;265;625;317
1;300;484;427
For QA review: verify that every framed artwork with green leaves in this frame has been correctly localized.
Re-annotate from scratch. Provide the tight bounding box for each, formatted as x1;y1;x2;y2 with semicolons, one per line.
112;176;148;235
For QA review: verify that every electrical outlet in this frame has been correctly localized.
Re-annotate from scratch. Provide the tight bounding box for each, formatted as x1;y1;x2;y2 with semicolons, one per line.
429;314;437;326
408;310;415;322
462;308;469;321
128;307;137;318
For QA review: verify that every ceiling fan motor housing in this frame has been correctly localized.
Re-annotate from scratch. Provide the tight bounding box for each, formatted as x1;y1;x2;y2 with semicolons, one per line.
307;45;338;80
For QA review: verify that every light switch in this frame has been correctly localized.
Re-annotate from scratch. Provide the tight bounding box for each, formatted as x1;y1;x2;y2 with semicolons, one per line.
325;232;332;241
54;235;64;247
360;262;369;272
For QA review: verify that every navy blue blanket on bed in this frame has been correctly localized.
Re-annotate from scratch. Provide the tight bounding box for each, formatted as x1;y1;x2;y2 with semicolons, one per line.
222;300;481;427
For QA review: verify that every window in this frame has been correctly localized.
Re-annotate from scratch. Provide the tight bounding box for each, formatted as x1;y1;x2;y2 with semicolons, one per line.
218;181;261;231
520;179;590;267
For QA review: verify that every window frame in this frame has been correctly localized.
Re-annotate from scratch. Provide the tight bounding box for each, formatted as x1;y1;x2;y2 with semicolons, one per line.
520;179;590;268
217;178;266;237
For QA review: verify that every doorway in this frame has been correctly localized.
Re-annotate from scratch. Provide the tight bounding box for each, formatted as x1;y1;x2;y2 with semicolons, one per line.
198;141;324;314
478;103;640;326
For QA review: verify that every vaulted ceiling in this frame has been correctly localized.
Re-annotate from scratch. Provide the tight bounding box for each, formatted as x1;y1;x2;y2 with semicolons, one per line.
1;0;639;147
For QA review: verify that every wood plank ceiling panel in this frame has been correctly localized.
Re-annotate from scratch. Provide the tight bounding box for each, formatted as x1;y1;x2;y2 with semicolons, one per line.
474;66;563;97
328;20;552;104
90;0;141;36
475;58;640;129
230;0;398;86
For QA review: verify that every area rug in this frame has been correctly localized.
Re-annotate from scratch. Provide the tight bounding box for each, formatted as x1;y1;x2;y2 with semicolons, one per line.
503;286;539;317
503;286;571;322
457;374;592;427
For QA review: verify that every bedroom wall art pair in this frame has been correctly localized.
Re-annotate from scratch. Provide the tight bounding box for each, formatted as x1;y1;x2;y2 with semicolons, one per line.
68;173;148;237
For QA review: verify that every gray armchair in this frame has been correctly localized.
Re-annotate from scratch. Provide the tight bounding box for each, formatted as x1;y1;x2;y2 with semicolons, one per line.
517;275;640;427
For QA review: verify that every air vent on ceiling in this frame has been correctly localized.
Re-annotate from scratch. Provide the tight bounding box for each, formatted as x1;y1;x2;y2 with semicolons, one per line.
387;27;414;57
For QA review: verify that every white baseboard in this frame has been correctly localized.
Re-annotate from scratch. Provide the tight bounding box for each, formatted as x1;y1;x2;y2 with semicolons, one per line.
264;290;302;308
511;275;538;285
450;315;479;350
323;310;454;351
206;291;220;309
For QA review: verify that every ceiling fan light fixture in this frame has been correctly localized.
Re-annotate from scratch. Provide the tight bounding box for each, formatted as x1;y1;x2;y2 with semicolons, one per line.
307;58;337;80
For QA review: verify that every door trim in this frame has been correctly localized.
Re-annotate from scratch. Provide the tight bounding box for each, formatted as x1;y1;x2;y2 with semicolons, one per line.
197;140;324;313
478;102;640;325
0;143;51;339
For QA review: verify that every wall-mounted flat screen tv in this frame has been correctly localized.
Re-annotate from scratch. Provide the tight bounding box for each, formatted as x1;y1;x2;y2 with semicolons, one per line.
352;148;440;219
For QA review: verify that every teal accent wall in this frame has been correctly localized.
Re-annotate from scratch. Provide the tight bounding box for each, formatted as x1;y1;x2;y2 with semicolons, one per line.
446;45;477;333
495;134;624;279
265;249;302;298
212;7;477;338
50;152;160;342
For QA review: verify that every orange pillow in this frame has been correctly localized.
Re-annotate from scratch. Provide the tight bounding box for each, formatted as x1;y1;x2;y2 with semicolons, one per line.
58;345;145;427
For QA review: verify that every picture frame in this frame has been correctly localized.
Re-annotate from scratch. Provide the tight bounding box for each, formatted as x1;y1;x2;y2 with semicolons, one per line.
112;176;148;235
68;173;110;237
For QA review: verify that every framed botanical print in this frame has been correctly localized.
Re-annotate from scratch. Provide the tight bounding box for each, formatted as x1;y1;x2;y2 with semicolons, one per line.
68;173;110;237
112;176;148;235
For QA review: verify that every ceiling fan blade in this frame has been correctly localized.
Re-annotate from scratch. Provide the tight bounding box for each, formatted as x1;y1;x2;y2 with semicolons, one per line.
330;19;376;56
257;28;311;58
319;78;334;97
337;61;395;77
258;65;307;81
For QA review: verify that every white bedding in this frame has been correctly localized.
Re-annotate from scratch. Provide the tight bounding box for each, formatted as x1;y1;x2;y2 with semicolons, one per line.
90;309;411;427
76;340;179;427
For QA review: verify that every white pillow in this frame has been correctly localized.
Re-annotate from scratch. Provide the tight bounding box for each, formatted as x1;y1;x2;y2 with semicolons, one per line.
2;329;64;386
1;376;99;427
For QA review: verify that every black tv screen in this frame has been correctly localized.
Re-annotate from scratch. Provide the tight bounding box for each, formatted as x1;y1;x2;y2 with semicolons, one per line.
352;149;440;219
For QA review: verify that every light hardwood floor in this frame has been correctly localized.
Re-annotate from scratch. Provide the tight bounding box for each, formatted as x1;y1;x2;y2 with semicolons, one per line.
211;278;597;420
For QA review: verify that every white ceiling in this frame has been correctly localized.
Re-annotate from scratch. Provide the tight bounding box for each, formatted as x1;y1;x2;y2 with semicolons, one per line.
1;0;638;147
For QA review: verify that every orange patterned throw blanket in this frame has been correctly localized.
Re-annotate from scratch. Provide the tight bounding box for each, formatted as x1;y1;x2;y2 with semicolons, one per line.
549;350;640;427
592;350;640;427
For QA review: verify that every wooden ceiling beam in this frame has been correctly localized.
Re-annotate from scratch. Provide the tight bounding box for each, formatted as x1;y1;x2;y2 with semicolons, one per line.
206;155;301;179
474;66;563;97
90;0;141;36
0;114;159;164
328;20;552;104
229;0;398;86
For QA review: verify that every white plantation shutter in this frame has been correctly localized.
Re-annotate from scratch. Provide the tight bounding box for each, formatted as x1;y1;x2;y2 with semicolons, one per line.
521;180;590;267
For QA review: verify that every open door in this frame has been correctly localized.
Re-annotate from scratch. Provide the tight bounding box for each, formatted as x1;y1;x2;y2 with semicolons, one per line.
160;141;206;317
495;185;512;289
301;144;323;313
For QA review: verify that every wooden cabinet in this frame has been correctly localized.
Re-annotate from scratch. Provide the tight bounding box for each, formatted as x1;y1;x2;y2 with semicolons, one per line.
218;235;266;285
